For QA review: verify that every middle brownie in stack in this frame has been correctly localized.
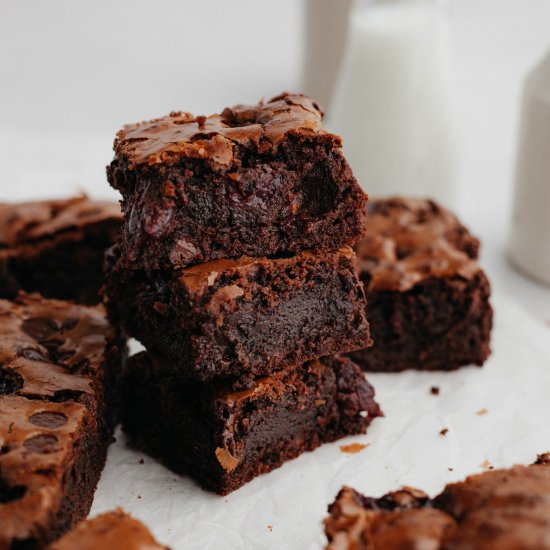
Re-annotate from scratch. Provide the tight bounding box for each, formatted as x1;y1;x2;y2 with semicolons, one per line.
104;93;381;494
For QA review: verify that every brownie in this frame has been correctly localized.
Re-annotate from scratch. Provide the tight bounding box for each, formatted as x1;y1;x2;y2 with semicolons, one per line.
325;458;550;549
0;293;126;548
107;93;368;270
104;245;370;386
350;197;492;372
0;196;122;304
48;509;169;550
121;352;381;495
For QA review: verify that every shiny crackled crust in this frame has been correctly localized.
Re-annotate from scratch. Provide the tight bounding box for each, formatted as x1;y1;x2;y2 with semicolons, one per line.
0;195;121;249
108;93;367;270
113;93;326;170
325;459;550;549
0;293;125;548
49;509;170;550
358;197;481;292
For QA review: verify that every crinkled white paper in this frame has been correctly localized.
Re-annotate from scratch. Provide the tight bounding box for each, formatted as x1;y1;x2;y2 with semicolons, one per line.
91;293;550;549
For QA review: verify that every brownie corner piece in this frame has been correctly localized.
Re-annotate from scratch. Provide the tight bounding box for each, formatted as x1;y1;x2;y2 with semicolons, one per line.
0;292;126;548
351;196;492;372
49;509;170;550
105;246;371;384
121;352;381;495
0;195;122;304
108;92;367;269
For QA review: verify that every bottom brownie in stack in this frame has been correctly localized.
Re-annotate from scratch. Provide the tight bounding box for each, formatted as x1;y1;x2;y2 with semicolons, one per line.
121;352;381;495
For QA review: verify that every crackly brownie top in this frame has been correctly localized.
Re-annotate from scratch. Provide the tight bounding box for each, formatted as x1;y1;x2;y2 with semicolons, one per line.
0;293;113;404
0;396;88;545
0;293;116;544
113;93;327;170
49;509;169;550
357;197;482;292
0;195;122;248
325;459;550;550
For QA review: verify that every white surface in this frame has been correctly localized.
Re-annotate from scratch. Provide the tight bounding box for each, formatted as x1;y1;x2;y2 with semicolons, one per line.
90;294;550;549
329;0;458;208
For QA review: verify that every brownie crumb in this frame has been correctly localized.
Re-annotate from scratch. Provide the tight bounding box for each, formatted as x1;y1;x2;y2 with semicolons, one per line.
480;459;493;470
448;467;454;471
430;386;440;395
476;408;488;415
267;525;273;532
535;453;550;465
440;428;449;436
340;443;369;454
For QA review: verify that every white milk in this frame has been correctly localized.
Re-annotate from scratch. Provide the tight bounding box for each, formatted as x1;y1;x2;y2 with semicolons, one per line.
329;0;457;206
509;48;550;286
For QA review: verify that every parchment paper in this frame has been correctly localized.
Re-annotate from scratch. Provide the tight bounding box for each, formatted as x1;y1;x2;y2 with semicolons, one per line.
91;292;550;549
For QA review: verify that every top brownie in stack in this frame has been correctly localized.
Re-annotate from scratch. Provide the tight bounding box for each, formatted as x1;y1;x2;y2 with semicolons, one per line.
107;93;368;270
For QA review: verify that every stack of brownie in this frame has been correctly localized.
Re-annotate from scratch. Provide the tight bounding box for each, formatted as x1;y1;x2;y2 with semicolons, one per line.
103;93;382;494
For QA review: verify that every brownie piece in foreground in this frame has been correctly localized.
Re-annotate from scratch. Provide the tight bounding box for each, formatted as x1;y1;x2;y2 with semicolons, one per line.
49;509;169;550
325;457;550;549
105;245;370;386
0;293;126;548
107;92;367;270
121;352;381;495
0;195;122;304
350;197;492;372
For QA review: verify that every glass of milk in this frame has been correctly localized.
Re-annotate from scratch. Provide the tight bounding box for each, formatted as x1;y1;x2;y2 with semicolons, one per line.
329;0;458;207
509;47;550;287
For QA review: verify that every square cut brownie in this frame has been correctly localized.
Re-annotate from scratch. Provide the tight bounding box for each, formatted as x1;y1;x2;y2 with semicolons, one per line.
0;293;126;548
325;457;550;549
49;509;169;550
107;93;368;270
104;245;370;386
0;195;122;305
121;352;381;495
350;197;492;372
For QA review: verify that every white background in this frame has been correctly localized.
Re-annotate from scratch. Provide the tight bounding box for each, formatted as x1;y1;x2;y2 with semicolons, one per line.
1;1;550;547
